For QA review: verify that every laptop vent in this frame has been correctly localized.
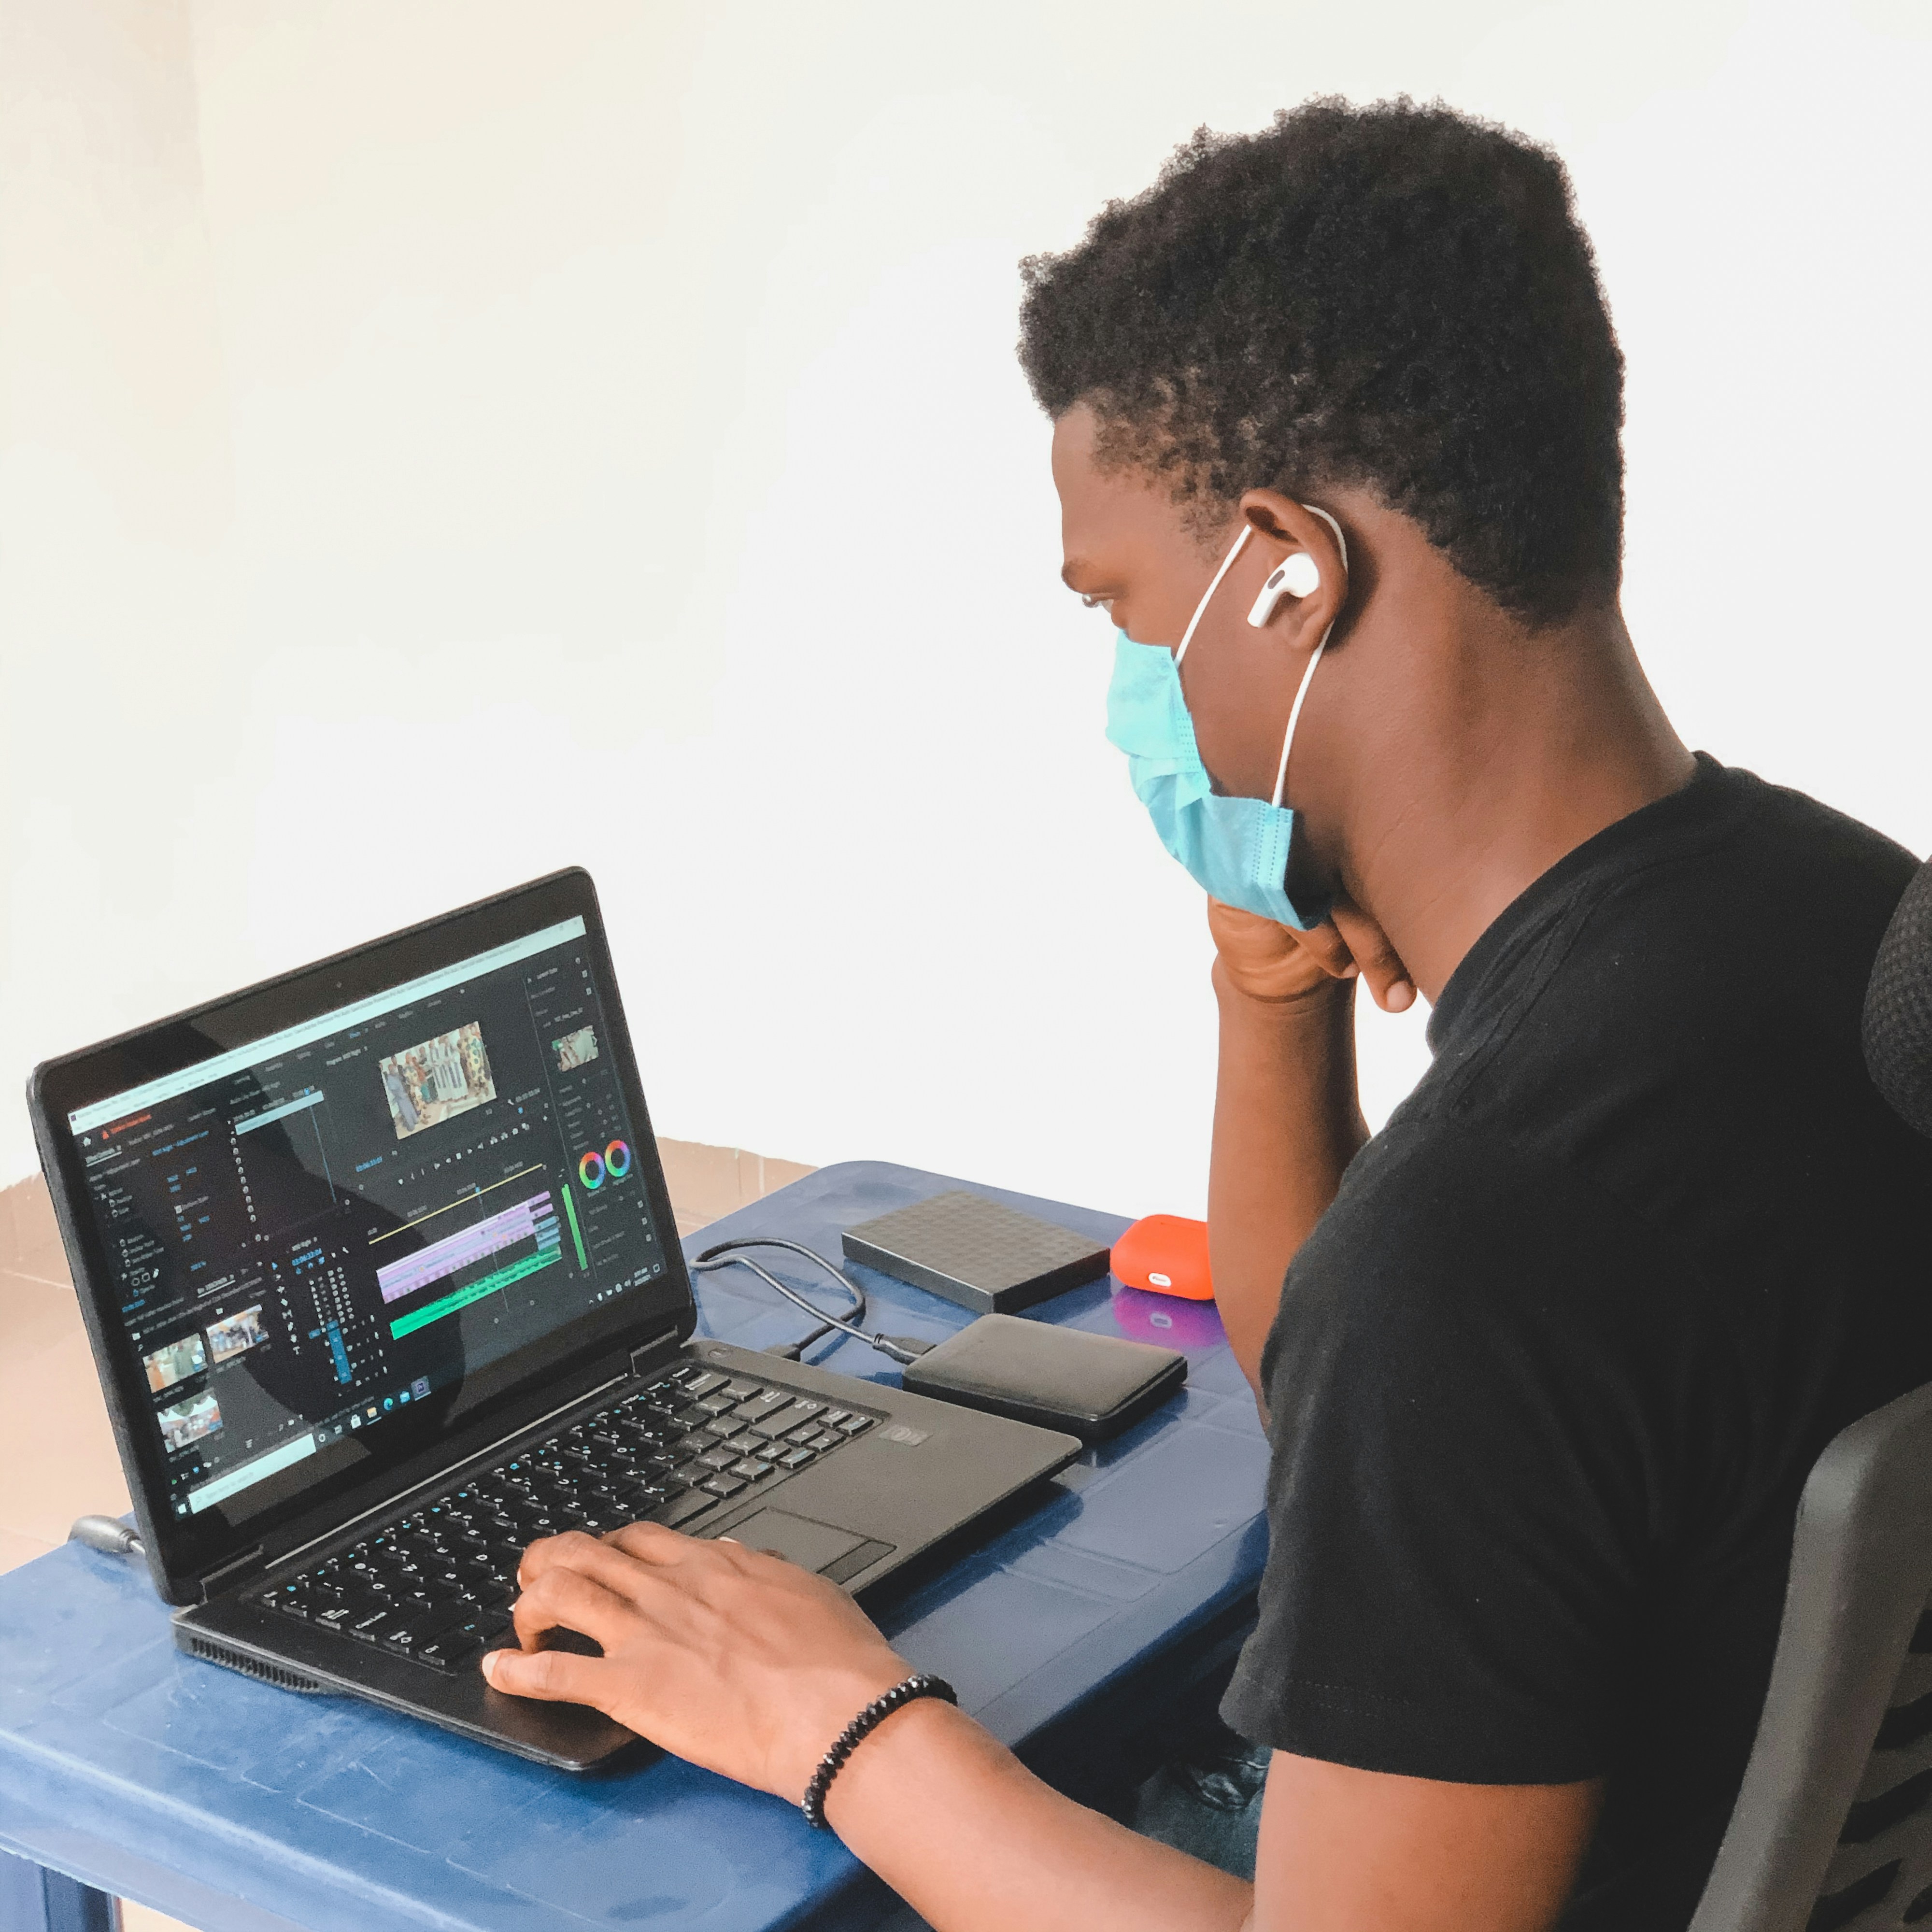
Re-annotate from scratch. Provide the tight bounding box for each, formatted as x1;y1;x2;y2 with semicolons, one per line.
186;1636;328;1696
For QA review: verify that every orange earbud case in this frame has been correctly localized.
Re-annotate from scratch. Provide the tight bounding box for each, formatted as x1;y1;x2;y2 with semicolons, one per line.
1110;1214;1214;1301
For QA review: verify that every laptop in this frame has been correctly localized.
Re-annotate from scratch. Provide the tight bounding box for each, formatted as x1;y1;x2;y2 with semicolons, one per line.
27;868;1080;1769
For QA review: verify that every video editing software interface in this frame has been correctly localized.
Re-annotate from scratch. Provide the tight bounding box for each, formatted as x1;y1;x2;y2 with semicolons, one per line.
65;916;670;1528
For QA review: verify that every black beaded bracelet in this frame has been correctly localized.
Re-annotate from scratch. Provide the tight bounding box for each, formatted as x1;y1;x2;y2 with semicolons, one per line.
801;1671;958;1829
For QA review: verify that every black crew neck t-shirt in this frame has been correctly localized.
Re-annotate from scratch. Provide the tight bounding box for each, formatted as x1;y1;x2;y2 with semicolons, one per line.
1221;756;1932;1929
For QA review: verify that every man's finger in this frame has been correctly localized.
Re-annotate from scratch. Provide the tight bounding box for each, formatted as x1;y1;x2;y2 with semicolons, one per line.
603;1520;718;1567
510;1564;637;1652
1287;917;1361;981
518;1527;663;1597
480;1641;612;1707
1330;903;1416;1013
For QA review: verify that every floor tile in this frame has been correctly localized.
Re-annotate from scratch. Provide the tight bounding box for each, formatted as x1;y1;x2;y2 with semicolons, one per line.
658;1141;815;1229
0;1266;87;1364
0;1326;130;1545
0;1523;55;1576
0;1175;72;1286
121;1904;195;1932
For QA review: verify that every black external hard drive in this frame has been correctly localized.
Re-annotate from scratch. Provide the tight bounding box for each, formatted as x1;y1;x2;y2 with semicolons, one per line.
904;1314;1186;1443
840;1191;1112;1316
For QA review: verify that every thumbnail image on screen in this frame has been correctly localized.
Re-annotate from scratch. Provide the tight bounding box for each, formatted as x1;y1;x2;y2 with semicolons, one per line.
554;1025;599;1071
205;1305;267;1364
143;1335;206;1394
379;1021;496;1139
157;1391;222;1453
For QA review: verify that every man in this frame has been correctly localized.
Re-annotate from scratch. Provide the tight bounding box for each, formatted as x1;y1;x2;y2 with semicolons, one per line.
479;99;1932;1930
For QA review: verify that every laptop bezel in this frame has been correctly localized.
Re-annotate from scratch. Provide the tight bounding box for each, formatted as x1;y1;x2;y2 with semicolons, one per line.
27;867;698;1605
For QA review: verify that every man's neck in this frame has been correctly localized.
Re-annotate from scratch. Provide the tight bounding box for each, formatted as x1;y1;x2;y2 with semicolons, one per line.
1339;604;1695;1006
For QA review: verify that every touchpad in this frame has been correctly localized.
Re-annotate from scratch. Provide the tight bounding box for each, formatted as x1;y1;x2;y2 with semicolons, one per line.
727;1510;865;1572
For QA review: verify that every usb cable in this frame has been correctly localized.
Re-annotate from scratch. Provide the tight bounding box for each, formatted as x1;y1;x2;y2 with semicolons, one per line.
689;1237;934;1366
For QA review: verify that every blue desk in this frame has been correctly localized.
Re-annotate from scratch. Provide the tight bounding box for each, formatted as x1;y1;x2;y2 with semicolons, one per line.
0;1162;1269;1932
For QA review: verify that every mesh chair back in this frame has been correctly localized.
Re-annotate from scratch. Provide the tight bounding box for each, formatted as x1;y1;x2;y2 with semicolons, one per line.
1690;1382;1932;1932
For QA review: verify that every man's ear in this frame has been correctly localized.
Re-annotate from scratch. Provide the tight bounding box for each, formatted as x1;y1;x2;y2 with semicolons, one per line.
1238;490;1349;652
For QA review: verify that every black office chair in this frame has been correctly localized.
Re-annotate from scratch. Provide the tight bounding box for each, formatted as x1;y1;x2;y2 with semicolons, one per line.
1688;857;1932;1932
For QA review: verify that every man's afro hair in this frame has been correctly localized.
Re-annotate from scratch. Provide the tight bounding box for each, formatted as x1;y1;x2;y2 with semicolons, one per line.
1017;98;1624;627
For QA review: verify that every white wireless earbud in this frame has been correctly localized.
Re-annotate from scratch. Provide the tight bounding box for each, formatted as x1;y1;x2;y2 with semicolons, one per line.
1246;550;1321;628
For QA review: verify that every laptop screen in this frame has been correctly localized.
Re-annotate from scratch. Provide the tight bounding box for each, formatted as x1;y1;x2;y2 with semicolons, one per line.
58;895;676;1536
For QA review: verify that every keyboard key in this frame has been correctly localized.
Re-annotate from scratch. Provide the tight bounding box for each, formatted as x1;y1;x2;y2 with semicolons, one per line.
723;1379;761;1400
777;1448;816;1471
837;1416;874;1437
349;1608;397;1644
423;1615;491;1661
807;1431;843;1452
651;1489;718;1530
783;1421;822;1444
695;1395;738;1417
819;1410;851;1428
700;1474;747;1498
314;1604;358;1633
731;1459;775;1481
680;1371;728;1399
778;1400;824;1425
733;1391;793;1423
696;1448;739;1473
416;1635;480;1673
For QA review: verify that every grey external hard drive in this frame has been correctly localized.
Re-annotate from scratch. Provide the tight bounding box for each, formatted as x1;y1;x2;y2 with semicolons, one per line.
840;1191;1112;1316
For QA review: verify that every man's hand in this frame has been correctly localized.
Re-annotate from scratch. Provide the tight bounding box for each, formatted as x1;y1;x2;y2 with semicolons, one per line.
1209;897;1416;1012
480;1532;1593;1932
481;1525;911;1802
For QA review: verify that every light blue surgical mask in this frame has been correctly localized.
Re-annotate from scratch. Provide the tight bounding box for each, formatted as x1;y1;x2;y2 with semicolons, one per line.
1104;510;1346;929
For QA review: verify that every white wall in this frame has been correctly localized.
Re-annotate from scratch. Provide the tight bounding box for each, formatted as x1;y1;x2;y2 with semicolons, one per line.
4;0;1929;1218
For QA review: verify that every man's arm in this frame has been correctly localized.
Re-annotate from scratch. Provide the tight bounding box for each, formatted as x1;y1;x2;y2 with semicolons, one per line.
1207;898;1411;1396
483;1528;1600;1932
834;1711;1600;1932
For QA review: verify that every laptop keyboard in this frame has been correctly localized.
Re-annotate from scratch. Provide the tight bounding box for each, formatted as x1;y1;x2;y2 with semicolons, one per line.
251;1360;877;1674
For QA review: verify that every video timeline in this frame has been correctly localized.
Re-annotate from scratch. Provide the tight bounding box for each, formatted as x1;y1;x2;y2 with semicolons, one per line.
375;1187;566;1340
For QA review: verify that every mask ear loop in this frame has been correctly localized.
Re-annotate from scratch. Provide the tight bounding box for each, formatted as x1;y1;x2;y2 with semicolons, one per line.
1269;505;1350;809
1174;526;1251;668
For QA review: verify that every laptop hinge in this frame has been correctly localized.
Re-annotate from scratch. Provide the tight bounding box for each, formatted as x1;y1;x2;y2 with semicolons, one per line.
199;1546;266;1603
630;1327;683;1380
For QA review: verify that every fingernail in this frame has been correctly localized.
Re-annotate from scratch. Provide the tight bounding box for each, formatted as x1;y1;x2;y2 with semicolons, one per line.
480;1651;498;1682
1386;980;1414;1012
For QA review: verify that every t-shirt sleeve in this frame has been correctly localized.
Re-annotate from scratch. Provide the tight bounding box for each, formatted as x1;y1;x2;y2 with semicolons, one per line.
1221;1125;1690;1786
